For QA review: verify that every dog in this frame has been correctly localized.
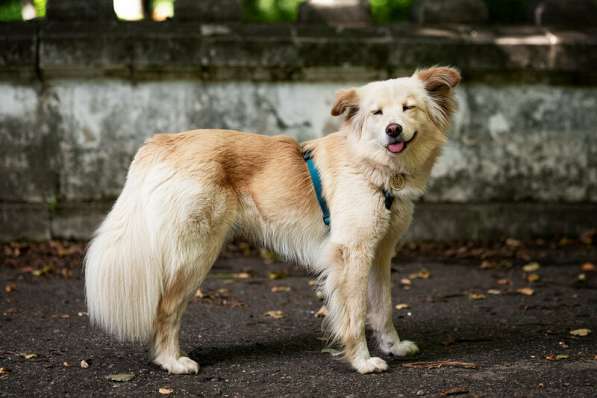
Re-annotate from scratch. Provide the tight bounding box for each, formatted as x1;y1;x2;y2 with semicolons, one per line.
84;66;460;374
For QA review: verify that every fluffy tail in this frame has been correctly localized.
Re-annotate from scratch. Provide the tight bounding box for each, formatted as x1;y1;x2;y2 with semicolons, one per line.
84;175;162;342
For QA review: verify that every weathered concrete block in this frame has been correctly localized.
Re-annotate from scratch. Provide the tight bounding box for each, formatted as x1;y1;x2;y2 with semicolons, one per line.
0;203;50;241
50;202;111;240
299;0;371;26
530;0;597;27
412;0;488;24
0;84;60;202
174;0;242;22
46;0;115;20
408;203;597;241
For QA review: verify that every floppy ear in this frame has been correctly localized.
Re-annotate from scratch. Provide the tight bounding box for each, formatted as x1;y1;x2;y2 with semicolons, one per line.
331;88;359;118
416;66;461;130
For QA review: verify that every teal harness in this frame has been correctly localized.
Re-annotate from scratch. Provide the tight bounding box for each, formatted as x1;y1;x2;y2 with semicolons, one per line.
303;150;395;227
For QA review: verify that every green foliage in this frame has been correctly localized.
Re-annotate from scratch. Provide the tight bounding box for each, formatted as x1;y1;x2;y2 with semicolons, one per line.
370;0;413;23
243;0;305;23
34;0;46;18
0;0;22;21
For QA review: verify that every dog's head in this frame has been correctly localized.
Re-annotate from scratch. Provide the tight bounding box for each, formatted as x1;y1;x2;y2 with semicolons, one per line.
331;66;460;172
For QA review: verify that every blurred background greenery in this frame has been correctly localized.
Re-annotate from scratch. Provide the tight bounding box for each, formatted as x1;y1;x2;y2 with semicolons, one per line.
0;0;531;23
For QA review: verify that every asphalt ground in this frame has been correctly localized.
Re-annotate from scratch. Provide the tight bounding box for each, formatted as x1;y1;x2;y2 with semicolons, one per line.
1;237;596;397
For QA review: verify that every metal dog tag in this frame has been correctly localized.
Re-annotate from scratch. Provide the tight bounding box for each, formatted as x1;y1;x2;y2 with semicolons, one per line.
390;174;406;191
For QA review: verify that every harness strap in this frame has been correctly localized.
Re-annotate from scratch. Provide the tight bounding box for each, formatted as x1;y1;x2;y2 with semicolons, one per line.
303;150;395;227
304;151;331;226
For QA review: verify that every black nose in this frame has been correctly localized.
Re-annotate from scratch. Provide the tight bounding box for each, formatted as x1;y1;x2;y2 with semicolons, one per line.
385;123;402;138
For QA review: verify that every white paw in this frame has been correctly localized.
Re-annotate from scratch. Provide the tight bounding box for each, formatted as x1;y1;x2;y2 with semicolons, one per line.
389;340;419;357
353;356;388;374
155;356;200;374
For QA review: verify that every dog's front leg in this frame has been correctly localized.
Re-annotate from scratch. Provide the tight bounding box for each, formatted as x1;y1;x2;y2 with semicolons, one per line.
324;242;387;374
367;245;419;357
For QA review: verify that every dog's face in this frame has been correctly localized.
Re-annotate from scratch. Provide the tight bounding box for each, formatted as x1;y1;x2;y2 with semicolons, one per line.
331;67;460;171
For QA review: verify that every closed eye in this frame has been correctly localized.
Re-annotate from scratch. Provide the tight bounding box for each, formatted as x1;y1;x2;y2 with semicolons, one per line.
403;104;416;111
372;109;383;115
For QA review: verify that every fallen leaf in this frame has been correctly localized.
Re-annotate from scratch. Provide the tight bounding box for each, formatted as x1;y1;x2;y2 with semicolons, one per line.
271;286;291;293
580;262;595;272
259;248;277;264
20;353;37;360
63;362;70;367
505;238;522;248
195;289;204;298
468;293;486;300
570;328;591;337
107;372;136;382
440;387;469;396
0;367;10;375
487;289;501;295
402;360;478;369
315;305;329;318
578;273;587;282
80;360;89;368
159;387;174;395
480;260;496;269
32;264;54;277
395;303;410;310
4;283;16;294
264;310;285;319
527;273;541;283
400;278;412;286
580;230;595;245
522;262;540;272
545;354;568;361
496;279;512;286
517;287;535;296
409;270;431;279
232;272;251;279
268;271;287;280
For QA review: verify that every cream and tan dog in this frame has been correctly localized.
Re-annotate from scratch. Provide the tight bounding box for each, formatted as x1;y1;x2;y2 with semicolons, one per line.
85;67;460;375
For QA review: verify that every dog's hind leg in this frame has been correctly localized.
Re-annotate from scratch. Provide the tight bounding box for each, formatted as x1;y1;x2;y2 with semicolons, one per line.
146;172;235;374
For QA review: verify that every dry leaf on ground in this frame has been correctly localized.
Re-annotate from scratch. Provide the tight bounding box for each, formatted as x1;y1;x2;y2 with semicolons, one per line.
195;289;204;298
268;272;287;280
395;303;410;310
80;360;89;368
468;293;486;300
159;387;174;395
107;373;136;382
264;310;285;319
402;360;478;369
19;353;37;360
545;354;569;361
580;262;595;272
527;273;541;283
496;279;512;286
4;283;16;294
570;328;591;337
440;387;469;396
0;368;10;375
522;262;540;272
400;278;412;286
232;272;251;279
271;286;291;293
517;287;535;296
487;289;501;295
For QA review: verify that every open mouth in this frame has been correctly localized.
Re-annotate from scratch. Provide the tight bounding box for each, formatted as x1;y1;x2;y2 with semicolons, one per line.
386;131;417;154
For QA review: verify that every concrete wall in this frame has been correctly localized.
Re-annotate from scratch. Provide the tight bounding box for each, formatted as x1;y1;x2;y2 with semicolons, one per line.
1;22;597;241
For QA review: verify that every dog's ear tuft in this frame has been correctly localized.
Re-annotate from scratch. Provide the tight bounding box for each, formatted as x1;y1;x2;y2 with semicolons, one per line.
416;66;461;130
331;88;359;117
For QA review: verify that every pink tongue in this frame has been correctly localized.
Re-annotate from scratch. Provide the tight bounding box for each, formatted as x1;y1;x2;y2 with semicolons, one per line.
388;141;405;153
